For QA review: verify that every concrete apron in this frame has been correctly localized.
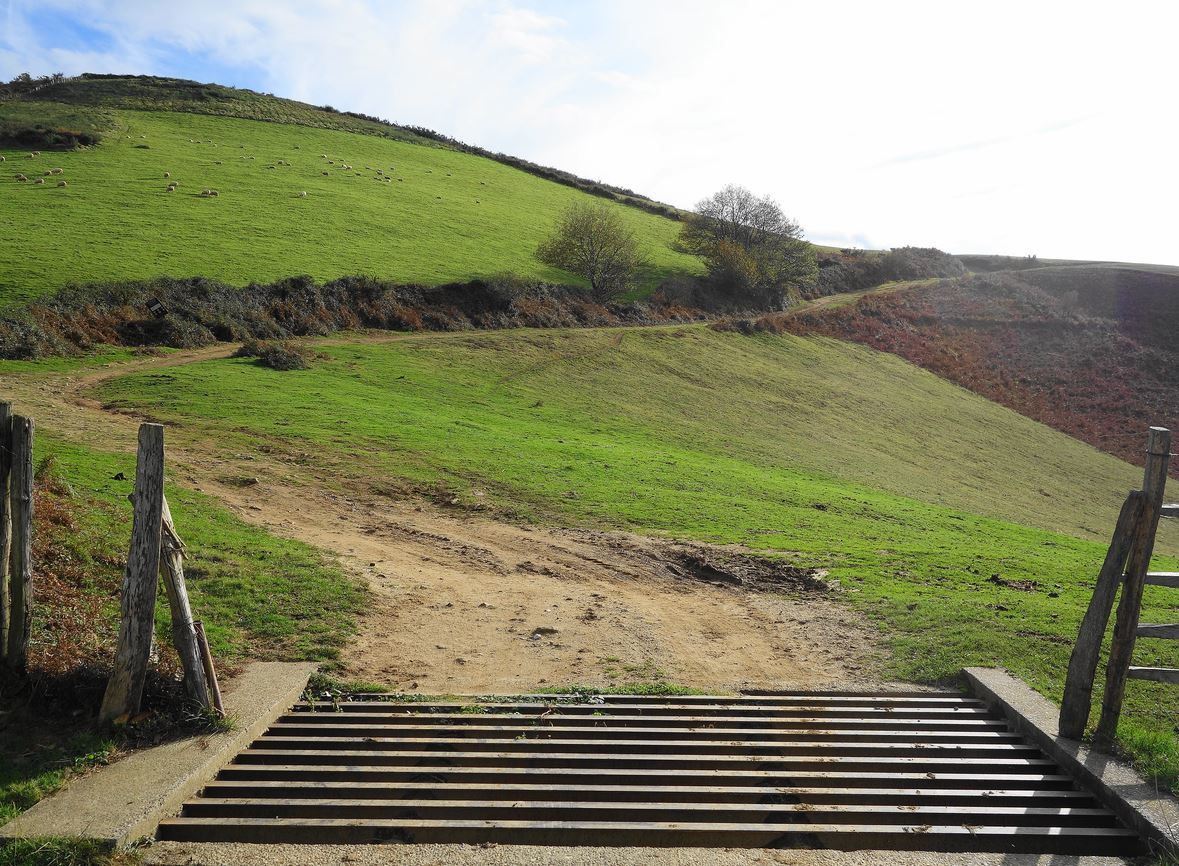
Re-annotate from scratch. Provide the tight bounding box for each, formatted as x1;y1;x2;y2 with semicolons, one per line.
1;661;317;849
965;666;1179;861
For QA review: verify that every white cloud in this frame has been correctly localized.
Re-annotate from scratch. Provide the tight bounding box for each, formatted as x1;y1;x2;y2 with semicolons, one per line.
3;0;1178;261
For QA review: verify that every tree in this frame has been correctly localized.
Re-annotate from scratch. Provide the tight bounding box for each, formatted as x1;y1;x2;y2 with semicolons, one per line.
678;184;815;308
536;202;645;302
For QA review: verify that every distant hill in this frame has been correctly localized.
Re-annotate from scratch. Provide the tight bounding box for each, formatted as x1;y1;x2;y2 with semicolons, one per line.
784;265;1179;474
0;74;700;305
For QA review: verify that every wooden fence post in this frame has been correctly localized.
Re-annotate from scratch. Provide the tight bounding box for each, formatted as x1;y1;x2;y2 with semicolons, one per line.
1094;427;1172;749
4;415;32;670
159;494;211;710
0;402;11;661
1059;490;1145;738
100;423;165;724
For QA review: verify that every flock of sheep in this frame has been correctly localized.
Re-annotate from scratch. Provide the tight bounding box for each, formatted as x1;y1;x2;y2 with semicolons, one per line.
6;130;494;205
8;151;68;186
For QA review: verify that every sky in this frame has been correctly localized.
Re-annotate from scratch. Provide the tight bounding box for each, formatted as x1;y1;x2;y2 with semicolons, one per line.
2;0;1178;262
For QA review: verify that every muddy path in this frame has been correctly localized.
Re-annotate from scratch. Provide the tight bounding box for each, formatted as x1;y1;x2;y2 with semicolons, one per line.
0;340;881;693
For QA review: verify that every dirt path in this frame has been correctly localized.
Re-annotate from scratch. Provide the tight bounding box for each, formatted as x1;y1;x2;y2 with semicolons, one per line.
0;343;879;693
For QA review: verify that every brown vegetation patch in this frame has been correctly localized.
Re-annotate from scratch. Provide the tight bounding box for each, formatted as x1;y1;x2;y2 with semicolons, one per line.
782;267;1179;476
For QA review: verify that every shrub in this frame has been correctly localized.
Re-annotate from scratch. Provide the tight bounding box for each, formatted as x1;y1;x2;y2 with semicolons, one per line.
234;339;312;370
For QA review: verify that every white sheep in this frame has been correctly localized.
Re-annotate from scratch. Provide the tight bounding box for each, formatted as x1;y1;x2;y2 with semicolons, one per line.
164;171;171;178
14;174;27;181
51;168;63;175
56;180;67;187
165;185;175;192
297;191;307;197
33;177;44;184
0;156;5;162
322;170;329;176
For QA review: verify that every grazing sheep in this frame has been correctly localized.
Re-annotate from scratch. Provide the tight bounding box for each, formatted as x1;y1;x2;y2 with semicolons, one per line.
215;160;222;165
210;189;218;196
165;185;175;192
0;156;4;162
51;168;63;175
14;174;27;182
33;177;44;184
446;173;451;177
43;170;53;176
27;153;35;158
56;180;67;187
475;199;480;203
480;181;486;185
297;191;307;197
322;171;329;176
164;171;171;178
321;154;328;158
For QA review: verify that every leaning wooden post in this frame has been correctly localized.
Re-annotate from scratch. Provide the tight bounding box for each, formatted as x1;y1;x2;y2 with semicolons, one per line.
4;415;32;670
100;423;166;724
193;620;224;717
1094;427;1172;750
1059;490;1145;738
0;402;12;661
159;494;211;710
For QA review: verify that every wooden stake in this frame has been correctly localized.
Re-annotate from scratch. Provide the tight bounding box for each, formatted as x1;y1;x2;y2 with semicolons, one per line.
1094;427;1172;750
4;415;32;670
193;620;224;718
159;493;210;710
1058;490;1145;738
0;402;11;661
100;423;166;724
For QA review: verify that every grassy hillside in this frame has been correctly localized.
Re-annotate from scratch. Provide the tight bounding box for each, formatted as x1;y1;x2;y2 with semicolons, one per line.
97;326;1179;783
784;266;1179;475
0;104;700;304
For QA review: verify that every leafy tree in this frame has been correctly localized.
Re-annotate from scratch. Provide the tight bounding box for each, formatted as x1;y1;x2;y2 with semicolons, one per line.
536;202;645;302
678;184;815;308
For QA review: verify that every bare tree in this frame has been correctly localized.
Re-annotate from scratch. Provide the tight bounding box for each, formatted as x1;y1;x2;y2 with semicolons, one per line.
678;184;815;308
536;202;645;302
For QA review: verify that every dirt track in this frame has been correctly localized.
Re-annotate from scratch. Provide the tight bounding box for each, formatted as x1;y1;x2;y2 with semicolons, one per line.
0;343;879;693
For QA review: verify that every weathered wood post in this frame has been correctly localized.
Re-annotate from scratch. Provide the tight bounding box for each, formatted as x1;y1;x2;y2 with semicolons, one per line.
1094;427;1172;749
100;423;165;724
159;494;211;709
5;415;33;670
0;402;11;661
193;620;224;717
1059;490;1146;738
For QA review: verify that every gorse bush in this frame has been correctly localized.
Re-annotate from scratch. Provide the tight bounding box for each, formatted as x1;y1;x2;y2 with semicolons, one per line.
233;339;312;370
0;274;708;359
809;247;966;298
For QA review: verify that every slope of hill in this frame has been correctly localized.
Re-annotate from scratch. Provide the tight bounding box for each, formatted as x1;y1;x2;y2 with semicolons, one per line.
784;266;1179;475
0;97;699;305
2;73;683;217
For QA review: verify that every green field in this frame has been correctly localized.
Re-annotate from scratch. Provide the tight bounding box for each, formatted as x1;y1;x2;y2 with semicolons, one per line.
96;325;1179;785
0;104;700;304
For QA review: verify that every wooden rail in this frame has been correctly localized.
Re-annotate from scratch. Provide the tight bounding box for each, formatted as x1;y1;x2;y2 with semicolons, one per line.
1060;426;1178;748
